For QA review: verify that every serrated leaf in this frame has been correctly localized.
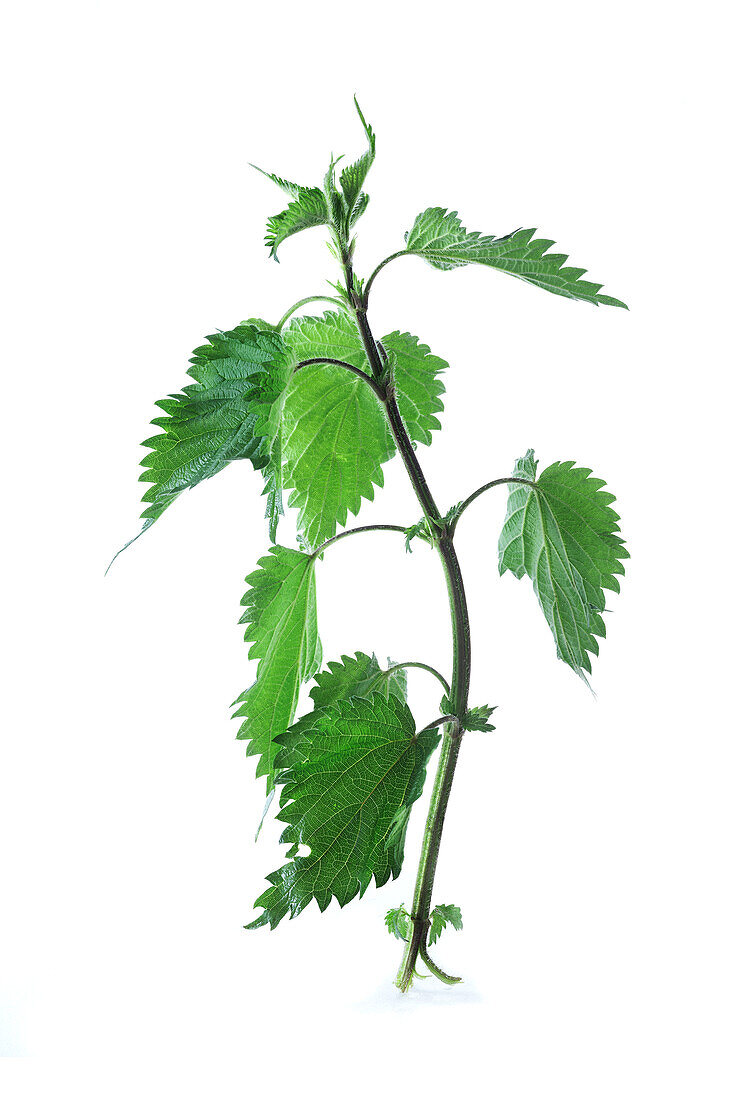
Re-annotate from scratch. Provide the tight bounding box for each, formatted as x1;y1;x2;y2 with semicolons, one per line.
283;310;368;371
281;311;449;545
381;331;447;447
282;361;395;548
234;546;321;787
404;208;626;308
339;97;376;217
265;187;328;260
279;652;408;771
462;704;497;732
428;904;463;945
498;450;628;678
131;324;292;551
385;905;411;942
246;694;440;929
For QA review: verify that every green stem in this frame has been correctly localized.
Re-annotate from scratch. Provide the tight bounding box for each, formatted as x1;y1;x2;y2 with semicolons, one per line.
295;357;385;398
450;476;537;530
276;295;350;329
341;254;471;993
362;250;410;306
379;662;451;696
311;523;408;561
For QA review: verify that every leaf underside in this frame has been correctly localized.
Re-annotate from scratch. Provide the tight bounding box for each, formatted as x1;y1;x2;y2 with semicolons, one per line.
234;546;321;787
405;208;627;308
282;311;448;547
497;450;628;678
247;692;439;930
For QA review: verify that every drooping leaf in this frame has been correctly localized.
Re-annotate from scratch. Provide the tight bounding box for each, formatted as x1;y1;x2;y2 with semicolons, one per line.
428;903;463;945
133;324;293;549
282;361;395;548
498;450;628;678
404;208;627;308
246;694;440;929
234;546;322;786
264;187;328;260
385;905;411;942
381;331;447;447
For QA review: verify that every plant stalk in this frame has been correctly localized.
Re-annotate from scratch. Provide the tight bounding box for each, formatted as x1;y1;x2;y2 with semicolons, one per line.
342;255;471;991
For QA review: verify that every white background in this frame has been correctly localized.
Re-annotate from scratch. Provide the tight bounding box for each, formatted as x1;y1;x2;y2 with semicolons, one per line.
2;0;745;1095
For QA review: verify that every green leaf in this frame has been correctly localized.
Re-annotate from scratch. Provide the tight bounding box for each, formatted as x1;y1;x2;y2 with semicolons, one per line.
462;704;497;732
428;903;463;945
246;694;440;929
133;324;292;549
234;546;322;787
498;450;628;678
381;331;447;447
280;652;408;771
339;97;376;220
385;905;411;942
283;309;368;371
264;187;328;260
282;366;395;549
404;208;627;308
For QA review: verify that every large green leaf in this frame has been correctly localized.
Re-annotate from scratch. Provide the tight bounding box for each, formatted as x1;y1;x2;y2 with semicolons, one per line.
282;361;395;548
280;651;408;769
498;450;628;677
234;546;322;786
246;693;439;929
404;208;627;308
281;311;448;545
134;323;293;545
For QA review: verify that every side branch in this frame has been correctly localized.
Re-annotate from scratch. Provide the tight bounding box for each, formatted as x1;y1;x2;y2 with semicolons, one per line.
450;477;537;531
295;357;385;398
311;523;408;560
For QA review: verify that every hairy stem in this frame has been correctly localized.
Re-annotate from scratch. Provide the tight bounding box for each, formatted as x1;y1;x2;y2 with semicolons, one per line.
451;476;537;529
276;295;352;329
295;357;384;397
378;662;451;696
311;523;408;560
341;255;470;992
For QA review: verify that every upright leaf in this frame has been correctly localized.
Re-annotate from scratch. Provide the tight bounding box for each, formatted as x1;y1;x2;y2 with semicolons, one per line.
234;546;322;786
133;324;293;548
404;208;626;307
498;450;628;677
339;97;376;220
381;331;447;446
282;362;395;547
246;694;440;929
428;903;463;945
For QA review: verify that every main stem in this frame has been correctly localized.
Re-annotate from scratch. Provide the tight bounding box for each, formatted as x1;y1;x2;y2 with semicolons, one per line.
341;252;471;992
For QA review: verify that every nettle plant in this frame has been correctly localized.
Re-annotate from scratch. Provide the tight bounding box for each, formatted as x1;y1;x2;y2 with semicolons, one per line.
116;101;628;992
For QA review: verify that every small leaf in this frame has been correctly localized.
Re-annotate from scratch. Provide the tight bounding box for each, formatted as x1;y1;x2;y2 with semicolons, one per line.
404;208;627;308
381;331;447;447
246;694;440;929
462;704;497;732
264;187;328;260
234;547;322;787
339;97;376;220
497;450;628;678
428;904;463;945
385;905;411;942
